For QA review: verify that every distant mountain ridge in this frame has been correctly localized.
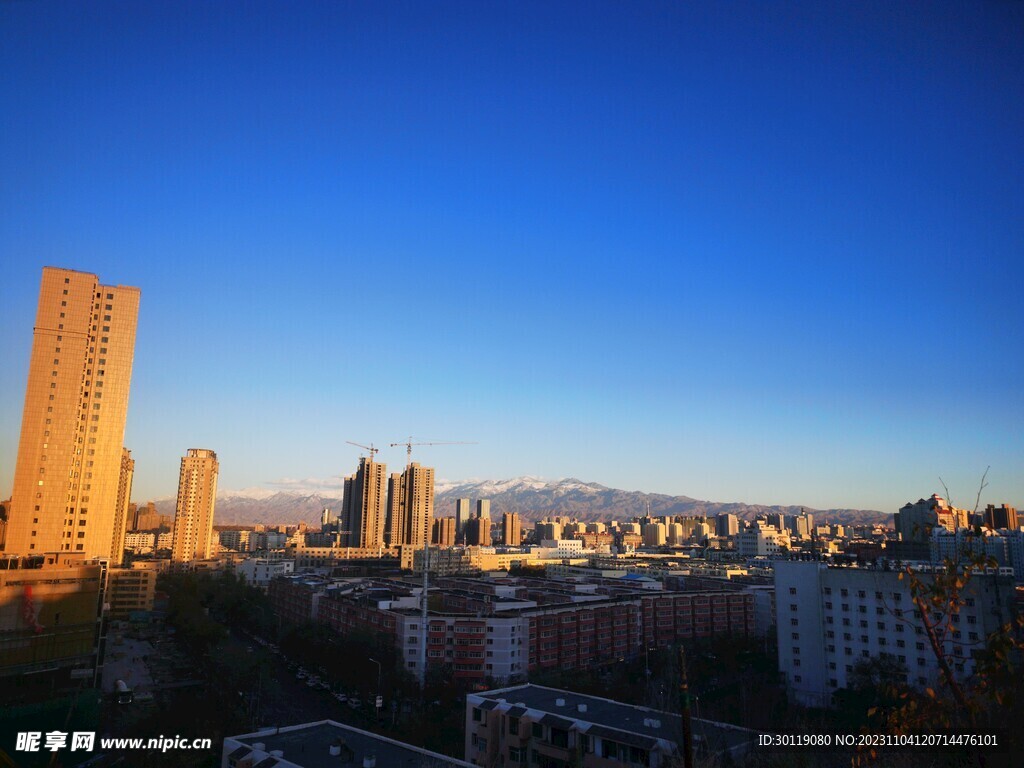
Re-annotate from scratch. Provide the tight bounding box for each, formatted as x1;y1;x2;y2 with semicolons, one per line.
148;477;890;527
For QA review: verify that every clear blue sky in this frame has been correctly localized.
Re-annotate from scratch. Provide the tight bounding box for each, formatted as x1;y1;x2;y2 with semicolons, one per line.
2;1;1021;512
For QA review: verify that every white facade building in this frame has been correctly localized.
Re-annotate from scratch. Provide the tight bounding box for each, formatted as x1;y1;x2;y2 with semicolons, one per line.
737;523;785;557
236;557;295;589
775;561;1016;708
123;532;156;553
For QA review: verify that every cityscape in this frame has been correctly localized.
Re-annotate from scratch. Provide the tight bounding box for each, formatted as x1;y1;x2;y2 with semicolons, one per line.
2;3;1022;768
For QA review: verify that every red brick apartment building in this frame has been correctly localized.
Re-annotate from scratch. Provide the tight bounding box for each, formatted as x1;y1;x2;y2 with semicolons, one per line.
268;574;754;684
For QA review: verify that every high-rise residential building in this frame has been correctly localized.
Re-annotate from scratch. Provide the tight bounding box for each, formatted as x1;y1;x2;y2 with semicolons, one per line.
341;456;387;548
535;520;562;541
131;501;171;532
385;473;402;546
775;561;1016;708
387;463;435;547
476;498;491;521
465;516;491;546
715;513;739;537
109;448;135;565
433;517;456;546
320;507;339;532
170;449;220;562
666;522;684;545
984;504;1019;531
455;498;471;538
642;522;667;546
896;494;970;543
4;268;140;560
500;512;522;547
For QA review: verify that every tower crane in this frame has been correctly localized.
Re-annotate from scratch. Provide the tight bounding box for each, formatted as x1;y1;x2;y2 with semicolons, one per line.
389;437;477;467
345;440;381;459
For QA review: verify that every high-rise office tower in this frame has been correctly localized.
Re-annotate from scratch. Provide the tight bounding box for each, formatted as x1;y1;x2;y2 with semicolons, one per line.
386;463;435;547
341;456;387;548
4;268;140;560
501;512;522;547
477;499;491;521
455;498;471;539
109;448;135;565
170;449;219;562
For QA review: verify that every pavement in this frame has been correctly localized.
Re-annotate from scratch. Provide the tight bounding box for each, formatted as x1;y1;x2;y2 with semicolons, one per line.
101;630;155;694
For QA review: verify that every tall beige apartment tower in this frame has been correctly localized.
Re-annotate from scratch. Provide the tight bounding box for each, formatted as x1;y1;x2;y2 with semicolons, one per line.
4;267;140;560
341;456;387;548
391;462;435;548
109;448;135;565
170;449;219;562
501;512;522;547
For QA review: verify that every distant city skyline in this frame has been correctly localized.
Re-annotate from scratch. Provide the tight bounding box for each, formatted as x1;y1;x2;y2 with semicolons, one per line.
2;2;1022;512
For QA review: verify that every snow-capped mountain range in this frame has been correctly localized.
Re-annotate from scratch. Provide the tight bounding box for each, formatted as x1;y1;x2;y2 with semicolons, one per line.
148;476;890;527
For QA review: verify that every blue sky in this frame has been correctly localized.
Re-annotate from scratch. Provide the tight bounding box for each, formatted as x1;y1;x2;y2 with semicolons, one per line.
1;1;1021;512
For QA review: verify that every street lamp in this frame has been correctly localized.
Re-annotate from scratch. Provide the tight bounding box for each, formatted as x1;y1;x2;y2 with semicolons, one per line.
368;657;382;716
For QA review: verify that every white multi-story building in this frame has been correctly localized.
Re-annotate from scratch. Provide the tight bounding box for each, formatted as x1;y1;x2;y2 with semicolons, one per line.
775;561;1016;707
1008;529;1024;583
529;539;586;559
123;532;156;553
930;529;1010;569
409;614;529;682
236;557;295;589
737;522;786;557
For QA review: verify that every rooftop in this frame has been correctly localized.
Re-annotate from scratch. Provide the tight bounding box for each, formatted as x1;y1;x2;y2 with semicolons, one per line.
471;684;760;757
227;720;473;768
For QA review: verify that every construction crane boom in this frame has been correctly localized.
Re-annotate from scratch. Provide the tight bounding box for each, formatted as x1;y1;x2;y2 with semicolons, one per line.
345;440;381;459
389;437;477;467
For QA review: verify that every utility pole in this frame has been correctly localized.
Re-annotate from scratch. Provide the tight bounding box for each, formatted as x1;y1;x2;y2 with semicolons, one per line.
677;646;695;768
386;438;476;692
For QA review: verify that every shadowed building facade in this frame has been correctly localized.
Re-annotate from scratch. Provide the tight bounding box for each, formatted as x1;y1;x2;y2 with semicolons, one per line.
433;516;456;546
342;456;387;549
